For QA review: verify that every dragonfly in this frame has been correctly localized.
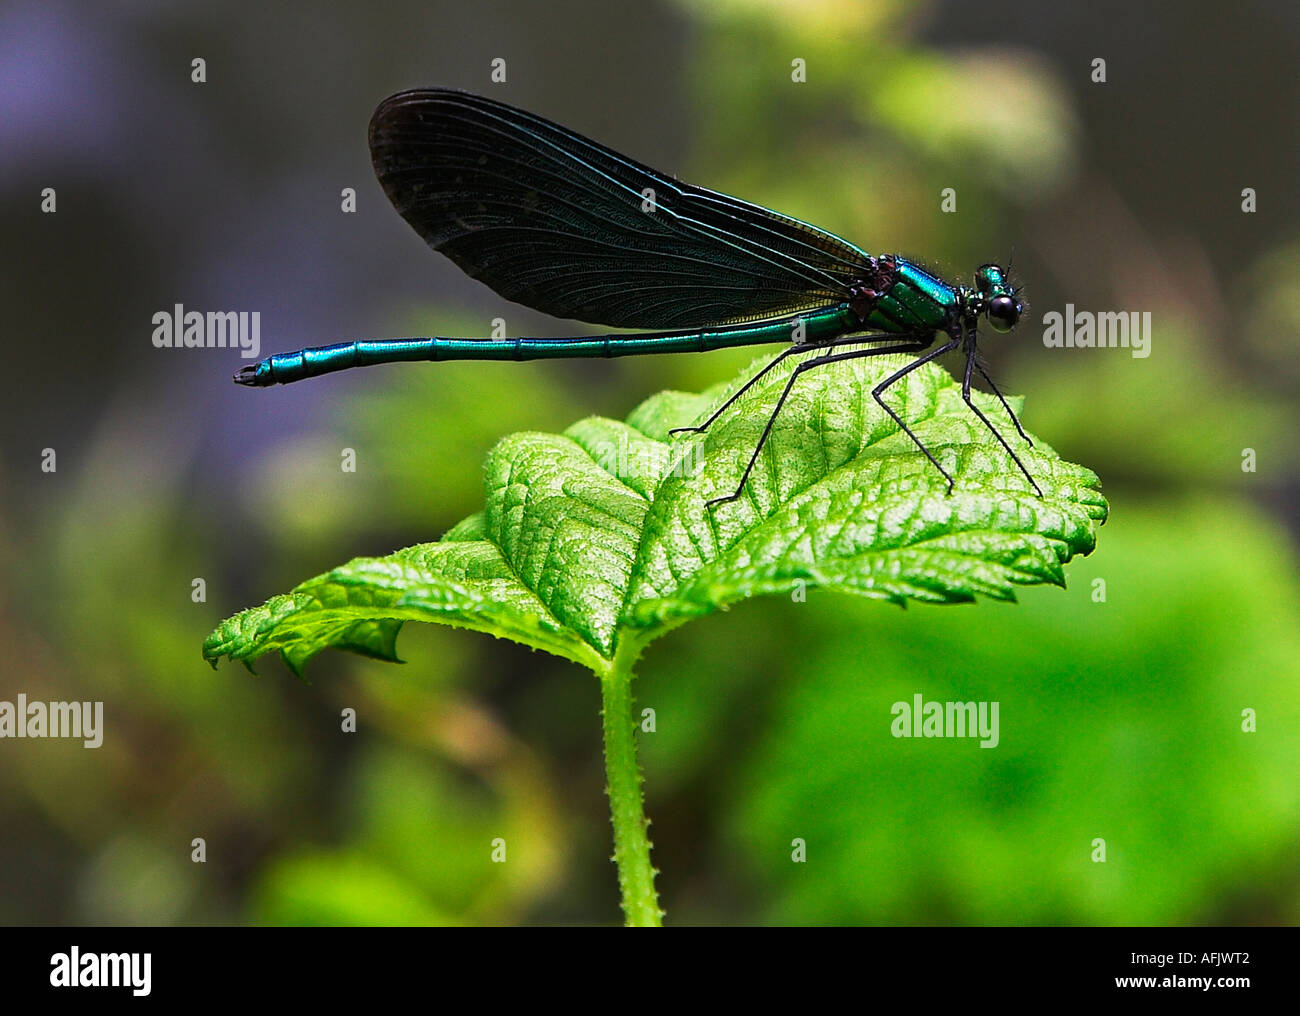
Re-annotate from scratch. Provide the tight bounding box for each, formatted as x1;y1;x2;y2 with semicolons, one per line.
236;88;1040;507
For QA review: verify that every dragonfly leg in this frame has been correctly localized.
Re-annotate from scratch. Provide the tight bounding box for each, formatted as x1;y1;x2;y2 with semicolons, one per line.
869;335;963;493
670;343;812;437
705;339;931;509
961;346;1043;497
670;332;908;438
970;358;1034;446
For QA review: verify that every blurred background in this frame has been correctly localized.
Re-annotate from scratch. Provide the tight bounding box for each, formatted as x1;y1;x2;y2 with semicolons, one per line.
2;0;1298;925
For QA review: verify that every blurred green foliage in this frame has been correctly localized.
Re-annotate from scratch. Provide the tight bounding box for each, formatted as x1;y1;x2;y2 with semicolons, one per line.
3;0;1297;926
713;499;1300;924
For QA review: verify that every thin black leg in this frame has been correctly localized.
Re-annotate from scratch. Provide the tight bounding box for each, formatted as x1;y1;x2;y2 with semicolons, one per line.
971;359;1033;446
704;340;932;509
870;335;964;492
962;346;1043;497
670;332;920;438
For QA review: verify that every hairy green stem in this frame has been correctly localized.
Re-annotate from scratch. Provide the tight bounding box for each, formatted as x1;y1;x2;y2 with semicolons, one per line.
600;645;662;926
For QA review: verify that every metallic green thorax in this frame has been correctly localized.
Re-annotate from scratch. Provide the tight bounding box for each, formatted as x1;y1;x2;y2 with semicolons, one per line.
861;258;958;333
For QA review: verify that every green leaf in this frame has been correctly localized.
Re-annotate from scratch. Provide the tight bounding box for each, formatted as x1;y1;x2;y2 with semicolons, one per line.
204;351;1107;676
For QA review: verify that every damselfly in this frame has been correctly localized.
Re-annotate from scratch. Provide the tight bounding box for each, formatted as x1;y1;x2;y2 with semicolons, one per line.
236;89;1039;506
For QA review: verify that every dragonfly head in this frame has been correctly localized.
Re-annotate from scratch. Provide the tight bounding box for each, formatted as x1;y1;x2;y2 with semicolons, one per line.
973;263;1022;333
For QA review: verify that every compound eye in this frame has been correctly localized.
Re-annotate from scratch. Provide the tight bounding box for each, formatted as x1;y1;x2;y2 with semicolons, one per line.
987;294;1020;332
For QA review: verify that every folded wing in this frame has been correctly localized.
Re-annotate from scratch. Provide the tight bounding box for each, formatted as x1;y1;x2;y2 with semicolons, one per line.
369;88;871;330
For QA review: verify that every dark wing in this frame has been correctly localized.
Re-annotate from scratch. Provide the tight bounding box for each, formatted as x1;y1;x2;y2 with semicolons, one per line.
369;88;871;330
